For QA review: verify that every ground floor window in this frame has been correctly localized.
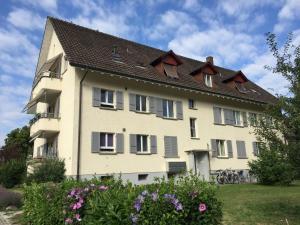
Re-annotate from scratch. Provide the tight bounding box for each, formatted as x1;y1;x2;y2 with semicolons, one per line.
136;135;149;153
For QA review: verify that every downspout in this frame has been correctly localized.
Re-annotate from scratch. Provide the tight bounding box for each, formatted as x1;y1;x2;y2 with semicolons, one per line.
77;70;89;181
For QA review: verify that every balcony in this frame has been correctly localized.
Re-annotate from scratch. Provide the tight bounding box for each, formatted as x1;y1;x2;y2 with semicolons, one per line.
36;144;57;158
30;113;60;138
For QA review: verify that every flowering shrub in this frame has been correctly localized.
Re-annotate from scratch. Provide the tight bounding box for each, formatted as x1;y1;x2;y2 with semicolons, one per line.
23;174;222;225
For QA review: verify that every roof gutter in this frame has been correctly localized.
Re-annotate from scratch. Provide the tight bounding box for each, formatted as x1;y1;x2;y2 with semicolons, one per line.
77;70;89;181
70;62;269;106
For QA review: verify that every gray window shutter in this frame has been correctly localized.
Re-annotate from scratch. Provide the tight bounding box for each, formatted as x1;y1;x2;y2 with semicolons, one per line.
224;109;234;125
116;91;123;110
129;94;136;111
149;96;156;113
211;139;217;157
92;87;101;107
130;134;137;154
236;141;247;158
116;133;124;153
213;107;222;124
150;135;157;154
156;98;163;117
164;136;178;157
176;101;183;120
253;142;258;156
227;140;233;158
242;112;248;127
91;132;100;153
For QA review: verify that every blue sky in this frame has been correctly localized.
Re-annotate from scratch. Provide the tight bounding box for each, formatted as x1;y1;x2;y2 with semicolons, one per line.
0;0;300;146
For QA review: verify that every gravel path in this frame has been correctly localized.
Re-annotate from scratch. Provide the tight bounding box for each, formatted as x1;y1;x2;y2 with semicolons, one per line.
0;212;10;225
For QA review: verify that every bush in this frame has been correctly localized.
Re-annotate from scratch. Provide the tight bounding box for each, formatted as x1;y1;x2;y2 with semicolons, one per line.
27;158;66;183
249;148;296;185
0;186;22;209
23;174;222;225
0;159;26;188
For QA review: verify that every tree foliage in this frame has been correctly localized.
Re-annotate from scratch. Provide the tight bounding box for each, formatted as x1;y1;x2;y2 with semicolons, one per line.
249;32;300;184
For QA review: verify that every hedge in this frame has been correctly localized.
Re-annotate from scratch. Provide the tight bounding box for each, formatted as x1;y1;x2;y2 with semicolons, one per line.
23;174;222;225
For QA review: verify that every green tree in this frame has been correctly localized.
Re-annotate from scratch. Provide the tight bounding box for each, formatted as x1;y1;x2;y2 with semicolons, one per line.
249;32;300;184
1;125;32;158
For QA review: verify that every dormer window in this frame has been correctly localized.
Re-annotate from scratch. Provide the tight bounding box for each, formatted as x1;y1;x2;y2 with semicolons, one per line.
235;81;248;93
205;74;213;87
163;63;178;78
112;45;122;62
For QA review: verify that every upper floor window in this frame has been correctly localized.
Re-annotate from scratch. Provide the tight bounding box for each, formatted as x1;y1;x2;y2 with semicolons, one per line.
249;113;258;126
204;74;212;87
101;89;114;108
136;135;149;153
188;99;195;109
100;133;114;152
216;139;227;157
163;99;174;118
190;118;197;138
136;95;147;112
233;110;241;126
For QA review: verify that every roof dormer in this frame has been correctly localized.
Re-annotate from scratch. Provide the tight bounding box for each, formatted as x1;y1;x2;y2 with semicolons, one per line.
151;50;182;79
223;71;249;93
190;56;218;87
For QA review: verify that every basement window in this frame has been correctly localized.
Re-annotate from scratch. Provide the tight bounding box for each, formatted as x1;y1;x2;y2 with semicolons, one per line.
138;174;148;181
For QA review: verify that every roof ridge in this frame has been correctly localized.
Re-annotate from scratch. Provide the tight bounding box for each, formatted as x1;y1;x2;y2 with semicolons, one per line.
48;16;237;75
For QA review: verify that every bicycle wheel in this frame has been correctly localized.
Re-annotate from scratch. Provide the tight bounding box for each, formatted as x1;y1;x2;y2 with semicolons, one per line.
233;174;240;184
216;175;224;184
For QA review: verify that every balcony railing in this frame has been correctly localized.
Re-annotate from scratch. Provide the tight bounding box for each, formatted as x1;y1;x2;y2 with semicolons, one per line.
33;71;61;88
37;144;57;158
29;112;60;126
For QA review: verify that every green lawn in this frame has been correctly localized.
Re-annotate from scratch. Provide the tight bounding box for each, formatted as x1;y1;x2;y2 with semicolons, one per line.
217;181;300;225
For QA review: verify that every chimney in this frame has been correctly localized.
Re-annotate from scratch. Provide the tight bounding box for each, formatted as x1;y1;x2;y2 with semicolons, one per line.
206;56;214;65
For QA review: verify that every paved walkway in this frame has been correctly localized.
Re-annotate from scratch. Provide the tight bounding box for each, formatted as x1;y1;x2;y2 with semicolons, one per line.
0;212;10;225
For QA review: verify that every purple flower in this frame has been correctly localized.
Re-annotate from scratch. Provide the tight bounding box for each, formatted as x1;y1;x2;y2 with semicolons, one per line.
175;203;183;211
74;214;81;221
99;185;108;191
137;195;145;203
130;213;138;224
134;200;142;212
164;194;176;199
199;203;207;213
141;190;149;196
65;218;73;224
151;192;159;201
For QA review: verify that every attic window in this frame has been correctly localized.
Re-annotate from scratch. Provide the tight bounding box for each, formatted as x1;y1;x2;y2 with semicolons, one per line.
163;63;179;79
235;81;248;93
112;45;122;62
204;74;212;87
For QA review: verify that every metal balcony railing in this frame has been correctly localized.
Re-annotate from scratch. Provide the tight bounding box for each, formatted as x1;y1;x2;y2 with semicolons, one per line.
33;71;61;87
29;112;60;125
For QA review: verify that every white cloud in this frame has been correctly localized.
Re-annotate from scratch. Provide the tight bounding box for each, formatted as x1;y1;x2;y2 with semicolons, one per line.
182;0;200;10
168;28;259;66
14;0;58;13
8;8;44;30
278;0;300;20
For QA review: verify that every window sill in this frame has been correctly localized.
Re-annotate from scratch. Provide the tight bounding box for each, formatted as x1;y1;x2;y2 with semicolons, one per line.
237;157;248;159
217;156;229;159
99;152;117;155
99;106;117;111
164;156;180;158
214;123;225;126
191;137;200;140
189;107;198;110
135;111;151;115
136;153;152;155
162;117;177;120
233;125;244;128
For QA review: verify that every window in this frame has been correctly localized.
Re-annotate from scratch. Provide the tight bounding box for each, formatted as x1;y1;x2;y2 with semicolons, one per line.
216;140;227;157
254;142;261;155
163;99;174;118
205;74;212;87
100;89;114;107
249;113;258;126
190;118;197;138
233;111;241;126
235;82;248;93
136;95;147;112
138;174;148;181
188;99;195;109
136;135;149;153
100;133;114;151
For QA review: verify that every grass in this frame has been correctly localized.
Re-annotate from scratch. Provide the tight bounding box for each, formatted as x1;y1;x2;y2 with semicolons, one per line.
217;181;300;225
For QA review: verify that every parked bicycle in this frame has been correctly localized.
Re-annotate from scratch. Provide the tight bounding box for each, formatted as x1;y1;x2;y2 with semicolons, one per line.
216;169;240;184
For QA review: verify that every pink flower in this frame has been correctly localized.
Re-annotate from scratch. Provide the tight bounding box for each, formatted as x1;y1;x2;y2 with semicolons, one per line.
65;218;73;224
99;185;108;191
74;214;81;221
199;203;207;213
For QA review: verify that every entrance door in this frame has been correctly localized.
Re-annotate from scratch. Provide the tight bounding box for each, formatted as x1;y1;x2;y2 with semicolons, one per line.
194;152;210;181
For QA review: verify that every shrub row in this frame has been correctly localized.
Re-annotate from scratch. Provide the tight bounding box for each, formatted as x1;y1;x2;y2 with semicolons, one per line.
23;174;222;225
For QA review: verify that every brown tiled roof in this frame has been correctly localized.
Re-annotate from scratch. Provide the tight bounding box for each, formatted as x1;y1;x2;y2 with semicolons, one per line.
49;17;277;104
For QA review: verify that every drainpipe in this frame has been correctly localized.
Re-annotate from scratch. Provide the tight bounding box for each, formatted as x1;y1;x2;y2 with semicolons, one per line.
77;70;89;181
